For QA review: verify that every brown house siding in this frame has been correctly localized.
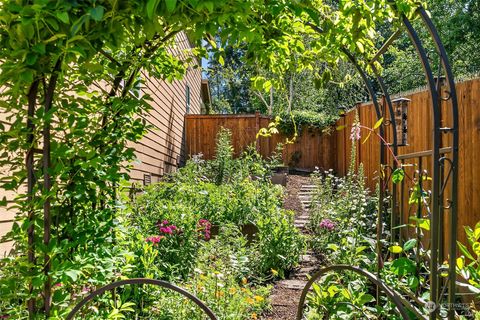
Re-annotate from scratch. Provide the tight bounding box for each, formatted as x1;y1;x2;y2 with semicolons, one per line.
128;32;202;185
0;31;203;254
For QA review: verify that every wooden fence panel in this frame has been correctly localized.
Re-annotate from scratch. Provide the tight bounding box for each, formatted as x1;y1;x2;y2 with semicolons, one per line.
335;78;480;246
185;112;336;170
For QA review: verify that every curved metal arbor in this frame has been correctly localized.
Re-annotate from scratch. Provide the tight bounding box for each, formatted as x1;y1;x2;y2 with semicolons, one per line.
303;5;459;320
295;265;411;320
66;278;218;320
58;5;458;320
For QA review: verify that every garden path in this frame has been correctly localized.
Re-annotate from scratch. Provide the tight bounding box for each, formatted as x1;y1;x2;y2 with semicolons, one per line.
262;175;322;320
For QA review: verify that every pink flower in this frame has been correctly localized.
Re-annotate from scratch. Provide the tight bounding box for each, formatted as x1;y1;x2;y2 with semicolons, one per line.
319;219;335;231
146;235;164;243
350;123;361;141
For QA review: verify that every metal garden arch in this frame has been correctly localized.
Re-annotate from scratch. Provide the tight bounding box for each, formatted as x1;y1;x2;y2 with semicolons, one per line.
64;5;459;320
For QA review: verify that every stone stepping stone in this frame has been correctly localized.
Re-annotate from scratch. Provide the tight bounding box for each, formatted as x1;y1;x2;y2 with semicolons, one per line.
300;254;318;263
292;266;319;279
278;279;308;291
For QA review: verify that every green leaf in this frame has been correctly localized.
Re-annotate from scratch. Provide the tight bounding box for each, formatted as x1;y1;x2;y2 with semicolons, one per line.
20;69;34;82
457;241;475;261
0;196;7;206
56;12;69;24
391;257;416;276
474;226;480;241
263;80;272;92
356;41;364;53
355;246;368;254
64;269;81;282
26;53;37;66
392;168;405;184
147;0;160;19
165;0;177;13
403;238;417;251
373;117;383;129
457;256;464;269
388;245;403;254
204;1;214;13
356;293;375;305
45;33;67;43
218;55;224;66
472;242;480;256
336;125;347;131
90;6;105;21
407;275;419;290
409;217;430;231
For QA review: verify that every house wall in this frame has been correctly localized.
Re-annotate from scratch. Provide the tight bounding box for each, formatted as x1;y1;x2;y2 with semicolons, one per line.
0;31;203;255
128;32;203;185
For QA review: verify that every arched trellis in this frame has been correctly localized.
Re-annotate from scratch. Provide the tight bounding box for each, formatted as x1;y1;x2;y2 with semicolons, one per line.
295;265;412;320
305;5;459;320
34;4;457;320
65;278;218;320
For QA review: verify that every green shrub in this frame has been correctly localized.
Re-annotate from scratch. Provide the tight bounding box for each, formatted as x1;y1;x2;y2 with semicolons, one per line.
275;110;338;135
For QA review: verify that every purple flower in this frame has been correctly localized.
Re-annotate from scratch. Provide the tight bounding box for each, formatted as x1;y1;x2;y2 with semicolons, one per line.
319;219;336;231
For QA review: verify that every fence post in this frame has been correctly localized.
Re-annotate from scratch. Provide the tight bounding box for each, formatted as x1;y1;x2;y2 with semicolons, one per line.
255;111;260;153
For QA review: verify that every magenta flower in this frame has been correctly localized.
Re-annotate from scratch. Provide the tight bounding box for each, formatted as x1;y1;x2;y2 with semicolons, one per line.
198;219;212;240
159;226;173;234
319;219;336;231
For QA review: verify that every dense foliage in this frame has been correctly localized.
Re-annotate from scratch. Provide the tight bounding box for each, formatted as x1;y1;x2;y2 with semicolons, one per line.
276;110;338;135
113;128;304;318
0;0;427;318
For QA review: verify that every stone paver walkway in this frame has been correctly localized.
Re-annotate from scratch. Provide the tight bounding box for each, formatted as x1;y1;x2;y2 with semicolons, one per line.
262;181;322;320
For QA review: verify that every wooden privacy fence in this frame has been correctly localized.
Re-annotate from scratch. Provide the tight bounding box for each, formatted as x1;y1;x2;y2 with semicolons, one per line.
337;78;480;247
184;113;336;170
184;77;480;244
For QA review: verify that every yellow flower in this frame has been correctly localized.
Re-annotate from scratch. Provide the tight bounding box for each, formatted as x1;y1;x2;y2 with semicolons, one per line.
254;295;264;302
251;312;258;319
271;268;278;276
246;297;255;305
215;290;224;298
228;287;237;294
242;277;248;285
